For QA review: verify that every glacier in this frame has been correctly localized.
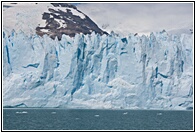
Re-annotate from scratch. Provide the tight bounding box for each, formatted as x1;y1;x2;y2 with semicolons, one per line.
3;30;193;110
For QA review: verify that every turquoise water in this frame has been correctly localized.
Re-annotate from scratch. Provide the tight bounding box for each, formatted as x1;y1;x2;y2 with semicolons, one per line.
3;108;193;130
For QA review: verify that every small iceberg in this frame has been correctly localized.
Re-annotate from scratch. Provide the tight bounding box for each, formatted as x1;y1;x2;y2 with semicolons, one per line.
22;111;28;114
123;112;128;115
75;118;80;120
94;114;99;117
157;112;162;115
16;111;28;114
51;112;56;114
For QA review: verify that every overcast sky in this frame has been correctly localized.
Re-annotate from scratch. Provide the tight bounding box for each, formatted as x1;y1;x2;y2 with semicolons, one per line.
77;3;193;35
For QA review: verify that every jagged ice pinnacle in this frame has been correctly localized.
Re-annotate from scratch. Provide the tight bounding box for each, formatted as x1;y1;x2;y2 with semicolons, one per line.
3;30;193;110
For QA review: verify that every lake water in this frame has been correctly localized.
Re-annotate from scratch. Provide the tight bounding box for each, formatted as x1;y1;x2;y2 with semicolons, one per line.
3;108;193;130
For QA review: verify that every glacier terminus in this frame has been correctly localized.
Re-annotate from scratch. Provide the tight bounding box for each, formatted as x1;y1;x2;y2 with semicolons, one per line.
3;30;193;110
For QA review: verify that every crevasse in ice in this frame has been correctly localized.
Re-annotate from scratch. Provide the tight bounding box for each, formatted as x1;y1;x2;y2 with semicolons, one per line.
3;30;193;110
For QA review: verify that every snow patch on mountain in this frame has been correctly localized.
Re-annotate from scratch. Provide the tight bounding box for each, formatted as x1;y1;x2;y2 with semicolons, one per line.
68;8;85;19
3;3;107;39
3;3;50;35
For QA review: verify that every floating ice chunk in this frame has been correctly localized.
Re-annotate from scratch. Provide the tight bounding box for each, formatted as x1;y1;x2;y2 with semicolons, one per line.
16;111;28;114
51;112;56;114
123;112;128;115
75;118;80;120
94;115;99;117
157;113;162;115
22;111;28;114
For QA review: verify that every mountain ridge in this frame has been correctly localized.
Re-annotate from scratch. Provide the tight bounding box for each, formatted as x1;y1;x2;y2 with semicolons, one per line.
3;3;108;39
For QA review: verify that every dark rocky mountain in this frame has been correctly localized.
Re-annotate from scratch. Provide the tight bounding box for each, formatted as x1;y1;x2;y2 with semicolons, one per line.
36;3;108;40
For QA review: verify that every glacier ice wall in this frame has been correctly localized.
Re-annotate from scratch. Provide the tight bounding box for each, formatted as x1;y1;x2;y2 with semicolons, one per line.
3;30;193;110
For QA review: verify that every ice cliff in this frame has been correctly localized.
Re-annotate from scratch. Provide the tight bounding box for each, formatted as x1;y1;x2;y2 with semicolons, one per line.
3;30;193;110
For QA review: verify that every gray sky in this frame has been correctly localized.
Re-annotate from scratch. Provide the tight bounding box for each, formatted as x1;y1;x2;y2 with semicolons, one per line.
77;3;193;35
